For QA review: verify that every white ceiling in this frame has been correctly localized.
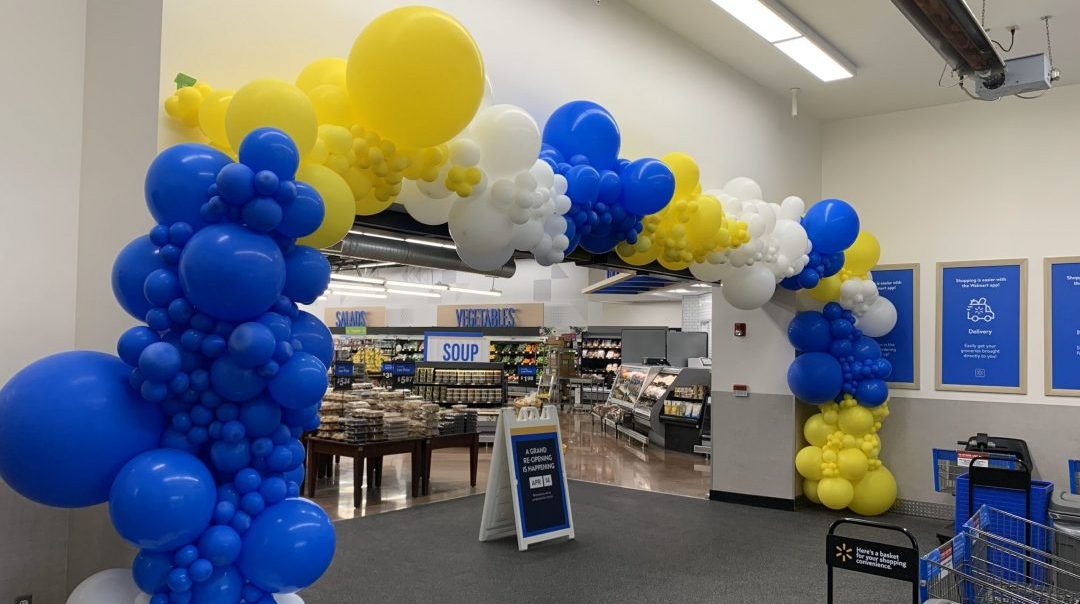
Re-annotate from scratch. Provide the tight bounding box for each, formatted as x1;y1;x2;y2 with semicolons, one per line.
624;0;1080;120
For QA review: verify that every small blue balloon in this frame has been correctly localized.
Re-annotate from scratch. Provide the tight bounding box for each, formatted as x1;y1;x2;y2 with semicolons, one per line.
786;352;843;404
109;448;215;551
802;199;860;254
239;396;282;438
856;378;889;407
132;550;172;593
210;356;266;402
830;318;854;339
282;245;330;305
577;231;621;255
822;252;846;277
268;352;327;410
289;311;333;367
178;224;286;321
228;322;277;368
875;358;893;379
238;128;300;181
216;163;256;206
210;440;252;474
797;269;821;289
143;268;182;308
541;100;621;171
139;342;182;382
238;498;335;593
191;565;244;603
276;182;324;239
258;312;292;342
242;197;283;233
853;335;882;362
145;144;232;229
829;339;854;359
787;312;832;353
822;302;844;321
118;326;160;367
620;157;675;216
113;235;169;321
596;170;621;205
564;164;601;206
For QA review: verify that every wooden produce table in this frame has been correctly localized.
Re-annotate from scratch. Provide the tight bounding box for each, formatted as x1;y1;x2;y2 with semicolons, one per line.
420;432;480;496
303;436;423;506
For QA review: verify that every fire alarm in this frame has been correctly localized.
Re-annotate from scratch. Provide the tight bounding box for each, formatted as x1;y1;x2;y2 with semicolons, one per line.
734;322;746;337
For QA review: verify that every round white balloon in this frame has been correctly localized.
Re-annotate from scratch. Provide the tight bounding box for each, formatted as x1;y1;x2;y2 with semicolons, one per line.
511;219;544;250
448;195;515;255
720;264;777;310
857;297;898;337
779;196;806;220
275;594;306;604
456;240;515;271
689;261;732;283
67;569;142;604
472;104;541;178
401;180;453;225
722;176;763;202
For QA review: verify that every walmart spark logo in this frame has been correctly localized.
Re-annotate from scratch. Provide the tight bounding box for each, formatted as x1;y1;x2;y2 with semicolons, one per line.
835;543;853;562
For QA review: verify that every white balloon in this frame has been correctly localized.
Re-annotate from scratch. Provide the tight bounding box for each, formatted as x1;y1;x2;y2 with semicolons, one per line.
67;569;142;604
720;264;777;310
512;220;544;249
552;174;568;196
448;137;481;166
448;195;515;255
275;593;306;604
779;196;806;220
513;169;538;193
415;173;452;200
746;214;766;238
722;176;763;202
456;240;515;271
473;104;541;178
688;261;731;282
544;214;567;235
774;219;809;260
857;297;898;337
551;234;570;252
754;201;778;235
553;194;571;215
529;159;555;189
401;180;453;225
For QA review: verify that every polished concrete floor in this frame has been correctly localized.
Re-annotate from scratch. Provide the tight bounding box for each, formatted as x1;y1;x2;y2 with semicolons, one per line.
311;411;712;521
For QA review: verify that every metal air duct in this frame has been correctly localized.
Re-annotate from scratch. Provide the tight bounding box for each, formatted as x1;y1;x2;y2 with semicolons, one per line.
333;234;516;278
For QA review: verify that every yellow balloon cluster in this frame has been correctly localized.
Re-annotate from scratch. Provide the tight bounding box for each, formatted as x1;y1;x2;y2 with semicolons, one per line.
616;153;749;270
796;396;897;515
161;6;485;249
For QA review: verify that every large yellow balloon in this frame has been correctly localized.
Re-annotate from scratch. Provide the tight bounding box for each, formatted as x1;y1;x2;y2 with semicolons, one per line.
795;446;823;481
803;479;821;504
225;79;318;155
686;195;725;251
803;414;836;447
810;274;842;302
660;152;700;201
838;405;874;437
837;447;869;482
817;477;855;510
198;89;234;150
346;6;484;148
296;163;354;249
296;57;347;93
843;231;881;276
848;466;897;516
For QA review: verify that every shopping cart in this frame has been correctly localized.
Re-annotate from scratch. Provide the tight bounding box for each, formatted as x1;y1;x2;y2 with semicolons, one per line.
921;506;1080;603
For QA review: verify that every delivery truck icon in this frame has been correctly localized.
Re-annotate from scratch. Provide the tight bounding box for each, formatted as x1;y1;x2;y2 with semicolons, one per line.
966;298;995;323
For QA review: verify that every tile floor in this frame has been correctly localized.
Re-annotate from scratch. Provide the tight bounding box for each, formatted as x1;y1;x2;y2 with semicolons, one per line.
312;411;712;521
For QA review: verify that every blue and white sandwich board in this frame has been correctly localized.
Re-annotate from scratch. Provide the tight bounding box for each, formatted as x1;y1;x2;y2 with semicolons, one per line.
479;405;574;551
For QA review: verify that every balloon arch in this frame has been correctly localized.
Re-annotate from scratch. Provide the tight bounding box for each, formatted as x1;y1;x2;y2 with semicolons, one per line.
0;6;900;603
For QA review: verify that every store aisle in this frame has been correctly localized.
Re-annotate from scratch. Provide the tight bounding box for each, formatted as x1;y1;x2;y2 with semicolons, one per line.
312;411;711;521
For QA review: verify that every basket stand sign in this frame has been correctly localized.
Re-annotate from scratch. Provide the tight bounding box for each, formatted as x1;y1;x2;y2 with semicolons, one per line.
826;518;919;604
479;405;574;551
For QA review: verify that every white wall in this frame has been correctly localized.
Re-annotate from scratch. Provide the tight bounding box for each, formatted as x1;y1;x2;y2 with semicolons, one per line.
823;86;1080;405
0;1;87;600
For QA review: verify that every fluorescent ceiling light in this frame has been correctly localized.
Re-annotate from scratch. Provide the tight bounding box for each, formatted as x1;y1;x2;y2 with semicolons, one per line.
384;280;448;291
354;262;396;269
349;229;404;242
333;291;388;299
669;289;693;294
386;288;442;298
692;283;712;288
711;0;800;42
406;237;456;250
331;274;385;285
329;283;386;293
774;36;853;82
447;286;502;297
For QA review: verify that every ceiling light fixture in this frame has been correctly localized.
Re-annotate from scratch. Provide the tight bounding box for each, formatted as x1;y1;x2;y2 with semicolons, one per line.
668;289;693;294
692;283;712;288
384;280;449;291
447;286;502;297
328;283;386;293
332;291;388;299
711;0;854;82
330;274;385;285
386;288;442;298
405;237;457;250
353;262;397;269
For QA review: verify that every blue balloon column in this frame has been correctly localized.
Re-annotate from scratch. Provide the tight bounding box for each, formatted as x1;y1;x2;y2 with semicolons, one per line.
0;128;335;603
786;302;892;406
539;100;675;254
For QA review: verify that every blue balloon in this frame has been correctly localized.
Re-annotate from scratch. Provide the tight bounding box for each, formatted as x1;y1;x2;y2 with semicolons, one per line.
787;312;832;353
238;498;335;593
242;197;283;233
282;246;330;305
268;352;327;410
779;276;802;291
112;235;168;321
802;199;860;254
853;336;882;362
198;525;242;567
797;269;821;289
277;182;324;239
145;144;232;229
109;448;215;551
211;356;265;402
210;440;251;474
856;379;889;407
117;326;160;367
542;101;621;171
577;231;621;255
829;339;853;359
178;224;286;321
830;318;854;339
289;311;333;367
138;341;182;382
228;322;276;368
238;128;300;181
239;396;281;438
132;550;172;593
822;302;844;321
216;163;255;206
565;164;601;206
822;252;846;277
0;351;163;507
620;158;675;215
191;565;243;603
875;358;893;380
786;352;843;404
596;170;621;204
143;268;182;308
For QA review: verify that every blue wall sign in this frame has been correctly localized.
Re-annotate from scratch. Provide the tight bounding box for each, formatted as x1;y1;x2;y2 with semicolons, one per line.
938;260;1027;392
424;332;488;362
871;265;919;388
1047;259;1080;395
455;307;518;328
517;365;538;377
510;431;570;538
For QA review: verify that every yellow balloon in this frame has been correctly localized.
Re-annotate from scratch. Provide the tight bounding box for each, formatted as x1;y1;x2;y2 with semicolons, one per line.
225;79;318;155
795;445;823;481
346;6;484;148
803;414;835;447
307;84;353;128
817;477;855;510
296;57;347;93
843;231;881;276
838;405;874;437
686;195;725;249
198;88;234;149
837;447;869;482
810;274;842;302
803;479;821;504
660;152;700;200
296;163;353;249
657;255;691;271
848;466;897;516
